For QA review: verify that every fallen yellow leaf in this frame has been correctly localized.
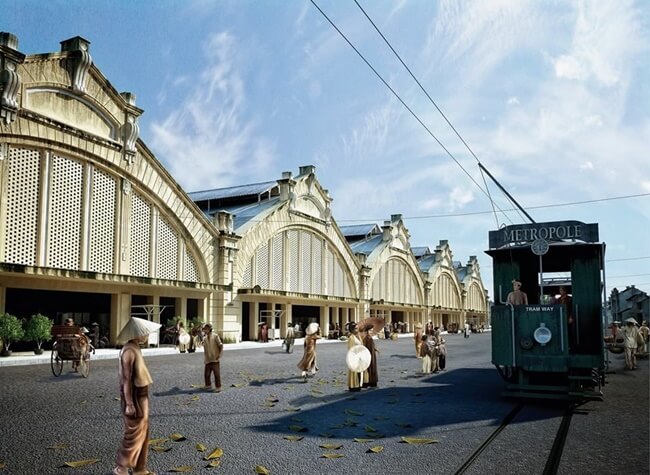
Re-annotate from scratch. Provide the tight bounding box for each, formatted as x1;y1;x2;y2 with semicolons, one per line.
288;425;307;432
321;453;345;459
319;433;334;438
206;459;221;468
0;462;6;469
150;446;171;453
283;436;304;442
169;466;193;472
204;447;224;460
367;446;384;453
62;459;101;468
254;465;271;474
344;409;363;416
319;443;342;450
149;438;169;445
354;438;374;443
400;437;438;445
196;443;207;452
170;433;187;441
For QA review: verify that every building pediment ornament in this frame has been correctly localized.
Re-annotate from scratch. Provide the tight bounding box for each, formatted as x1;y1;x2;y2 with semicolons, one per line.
121;114;139;157
61;37;92;93
0;32;26;124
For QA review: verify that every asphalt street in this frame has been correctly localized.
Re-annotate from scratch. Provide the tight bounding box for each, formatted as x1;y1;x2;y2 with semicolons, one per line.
0;333;647;475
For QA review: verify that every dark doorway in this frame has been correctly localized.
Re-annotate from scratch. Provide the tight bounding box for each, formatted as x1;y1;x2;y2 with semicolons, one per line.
242;302;250;341
292;305;320;336
6;288;111;351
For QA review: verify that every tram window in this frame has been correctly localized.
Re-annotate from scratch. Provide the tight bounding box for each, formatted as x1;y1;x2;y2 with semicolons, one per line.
539;272;571;305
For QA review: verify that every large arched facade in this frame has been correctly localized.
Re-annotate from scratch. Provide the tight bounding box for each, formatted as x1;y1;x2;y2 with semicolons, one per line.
192;166;361;342
0;35;220;342
1;33;490;347
344;215;427;333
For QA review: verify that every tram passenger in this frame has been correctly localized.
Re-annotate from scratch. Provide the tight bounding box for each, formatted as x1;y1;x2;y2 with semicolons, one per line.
558;286;576;348
507;280;528;305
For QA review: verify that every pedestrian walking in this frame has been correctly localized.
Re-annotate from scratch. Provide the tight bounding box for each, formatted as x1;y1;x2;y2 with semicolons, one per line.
419;334;432;374
621;317;640;370
283;324;295;353
298;322;320;380
414;322;423;357
346;323;364;391
362;325;379;388
114;317;159;475
202;323;223;392
464;321;470;339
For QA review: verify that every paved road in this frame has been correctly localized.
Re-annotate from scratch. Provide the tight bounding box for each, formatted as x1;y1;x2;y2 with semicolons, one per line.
0;333;647;474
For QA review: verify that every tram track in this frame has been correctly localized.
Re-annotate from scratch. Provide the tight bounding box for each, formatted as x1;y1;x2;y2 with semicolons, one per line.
453;402;575;475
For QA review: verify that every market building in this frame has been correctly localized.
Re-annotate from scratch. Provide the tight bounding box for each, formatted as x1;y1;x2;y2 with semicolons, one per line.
0;33;489;345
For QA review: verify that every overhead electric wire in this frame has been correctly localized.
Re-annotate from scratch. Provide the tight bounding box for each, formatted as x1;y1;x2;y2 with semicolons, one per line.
353;0;530;225
309;0;516;225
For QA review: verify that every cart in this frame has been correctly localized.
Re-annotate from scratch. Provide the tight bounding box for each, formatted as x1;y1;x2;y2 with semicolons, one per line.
50;325;93;378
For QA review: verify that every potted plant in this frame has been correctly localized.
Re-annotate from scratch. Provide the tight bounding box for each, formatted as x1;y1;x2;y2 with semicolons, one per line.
0;312;25;357
23;313;53;355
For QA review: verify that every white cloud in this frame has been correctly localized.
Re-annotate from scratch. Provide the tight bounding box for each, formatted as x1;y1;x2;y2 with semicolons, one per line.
579;161;594;170
150;32;275;191
507;96;520;105
553;54;588;80
448;187;475;211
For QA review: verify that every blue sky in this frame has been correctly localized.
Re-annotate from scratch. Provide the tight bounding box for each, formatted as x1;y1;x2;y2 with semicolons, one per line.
4;0;649;298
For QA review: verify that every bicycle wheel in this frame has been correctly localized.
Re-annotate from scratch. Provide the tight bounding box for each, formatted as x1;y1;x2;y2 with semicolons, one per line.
51;348;63;377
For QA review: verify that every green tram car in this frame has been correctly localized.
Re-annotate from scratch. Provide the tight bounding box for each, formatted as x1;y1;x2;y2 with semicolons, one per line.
486;220;606;400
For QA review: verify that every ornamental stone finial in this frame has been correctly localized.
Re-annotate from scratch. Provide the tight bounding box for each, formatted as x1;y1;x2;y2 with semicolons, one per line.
0;32;25;124
60;36;92;93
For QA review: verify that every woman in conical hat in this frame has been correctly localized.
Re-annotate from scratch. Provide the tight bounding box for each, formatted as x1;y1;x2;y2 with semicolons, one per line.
114;317;160;475
297;323;320;379
346;323;364;392
621;317;641;370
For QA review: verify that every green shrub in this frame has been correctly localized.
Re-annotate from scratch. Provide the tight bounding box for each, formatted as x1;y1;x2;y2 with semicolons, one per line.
24;314;53;350
0;313;25;352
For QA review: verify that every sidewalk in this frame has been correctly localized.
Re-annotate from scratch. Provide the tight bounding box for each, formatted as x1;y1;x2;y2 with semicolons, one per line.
0;333;419;368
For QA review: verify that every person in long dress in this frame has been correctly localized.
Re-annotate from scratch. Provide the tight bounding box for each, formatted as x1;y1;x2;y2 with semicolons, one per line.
297;324;319;379
419;334;432;374
414;322;423;358
347;323;364;391
362;326;379;388
114;319;156;475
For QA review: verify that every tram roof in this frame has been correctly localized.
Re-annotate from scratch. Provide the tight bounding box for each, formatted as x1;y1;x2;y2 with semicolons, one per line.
485;241;605;272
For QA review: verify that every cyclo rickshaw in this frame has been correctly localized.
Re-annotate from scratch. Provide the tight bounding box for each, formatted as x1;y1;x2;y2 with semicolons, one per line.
50;324;93;378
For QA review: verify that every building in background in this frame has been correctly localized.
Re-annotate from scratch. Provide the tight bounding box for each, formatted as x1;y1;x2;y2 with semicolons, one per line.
0;33;488;344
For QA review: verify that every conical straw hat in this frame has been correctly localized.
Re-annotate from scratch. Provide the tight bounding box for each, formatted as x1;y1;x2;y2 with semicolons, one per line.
117;317;162;343
624;317;639;325
305;322;320;335
346;345;371;372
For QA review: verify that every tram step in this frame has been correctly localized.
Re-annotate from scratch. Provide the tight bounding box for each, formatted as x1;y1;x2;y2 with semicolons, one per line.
567;375;599;381
568;390;603;399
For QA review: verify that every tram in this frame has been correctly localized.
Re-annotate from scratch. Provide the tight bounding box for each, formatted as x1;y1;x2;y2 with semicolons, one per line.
486;220;606;400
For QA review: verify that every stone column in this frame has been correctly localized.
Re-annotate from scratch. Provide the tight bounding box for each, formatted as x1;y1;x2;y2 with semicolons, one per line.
111;292;132;343
320;305;329;338
250;301;259;341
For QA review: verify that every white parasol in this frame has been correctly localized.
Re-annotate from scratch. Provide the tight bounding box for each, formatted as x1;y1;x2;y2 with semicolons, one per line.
117;317;162;343
346;345;371;372
305;322;320;335
178;332;191;345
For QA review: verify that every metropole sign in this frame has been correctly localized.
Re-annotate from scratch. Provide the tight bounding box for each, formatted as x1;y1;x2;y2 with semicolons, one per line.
489;220;599;249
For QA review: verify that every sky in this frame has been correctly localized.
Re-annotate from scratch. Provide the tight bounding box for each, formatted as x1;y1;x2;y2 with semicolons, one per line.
4;0;649;299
